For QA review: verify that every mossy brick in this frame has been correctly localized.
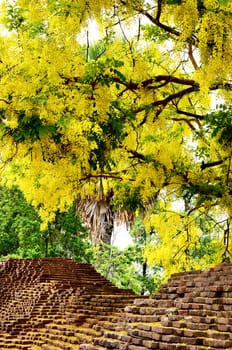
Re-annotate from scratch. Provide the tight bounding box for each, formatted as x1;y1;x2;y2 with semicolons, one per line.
203;338;232;348
142;340;159;349
3;259;232;350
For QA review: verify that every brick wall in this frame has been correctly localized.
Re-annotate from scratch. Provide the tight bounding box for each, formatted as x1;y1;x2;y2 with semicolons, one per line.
0;259;232;349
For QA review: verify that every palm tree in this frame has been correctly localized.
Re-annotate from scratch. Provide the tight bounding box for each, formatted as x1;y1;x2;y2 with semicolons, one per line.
77;190;114;245
75;176;138;245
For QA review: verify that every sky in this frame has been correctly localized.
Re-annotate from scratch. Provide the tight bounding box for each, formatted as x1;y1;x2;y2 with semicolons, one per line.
112;223;133;249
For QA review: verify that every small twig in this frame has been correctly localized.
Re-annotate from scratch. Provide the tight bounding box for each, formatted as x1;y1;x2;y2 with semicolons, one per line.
86;30;89;62
226;156;231;186
171;117;197;130
188;43;199;70
137;17;141;41
0;98;11;105
222;219;231;263
176;108;204;120
80;173;123;182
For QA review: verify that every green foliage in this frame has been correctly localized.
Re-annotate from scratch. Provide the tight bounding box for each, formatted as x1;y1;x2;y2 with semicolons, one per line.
182;182;225;203
45;206;93;262
129;217;163;293
5;4;25;30
0;186;40;257
189;213;224;265
218;0;231;5
141;24;170;43
190;234;221;264
1;111;61;144
205;105;232;145
93;217;162;295
1;0;232;280
29;20;48;39
0;186;161;293
93;244;142;293
0;186;91;261
114;183;145;213
165;0;182;4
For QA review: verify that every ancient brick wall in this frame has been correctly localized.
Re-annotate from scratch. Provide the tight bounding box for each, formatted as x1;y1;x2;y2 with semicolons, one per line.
0;259;232;349
92;264;232;350
0;258;136;349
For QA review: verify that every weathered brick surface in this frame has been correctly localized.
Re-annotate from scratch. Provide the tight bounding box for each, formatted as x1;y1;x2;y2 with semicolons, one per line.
1;259;232;349
0;258;136;349
104;263;232;350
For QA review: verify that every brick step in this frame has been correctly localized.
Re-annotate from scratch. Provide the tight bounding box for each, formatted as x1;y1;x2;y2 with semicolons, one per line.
65;308;117;318
181;320;230;333
2;323;27;335
31;346;45;350
128;345;151;350
0;337;33;349
93;336;121;349
102;330;131;343
44;322;95;336
0;346;31;350
48;328;76;337
40;331;80;345
24;318;54;329
171;314;218;325
121;313;160;323
127;323;232;347
95;321;125;333
41;338;80;350
186;308;218;318
129;343;215;350
132;321;231;339
175;301;232;312
73;331;93;344
78;305;122;313
82;300;134;308
20;330;46;342
41;344;71;350
201;337;232;348
92;314;121;324
88;295;136;301
73;326;103;338
30;309;61;315
79;345;107;350
33;339;48;347
124;304;170;316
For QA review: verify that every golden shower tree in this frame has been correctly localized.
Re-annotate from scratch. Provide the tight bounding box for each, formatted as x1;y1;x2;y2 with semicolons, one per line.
0;0;232;271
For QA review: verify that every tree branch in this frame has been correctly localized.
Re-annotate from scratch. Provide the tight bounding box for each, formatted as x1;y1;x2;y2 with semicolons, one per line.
80;173;123;182
127;149;146;161
0;98;11;105
152;86;197;111
187;204;207;216
172;117;197;130
136;85;198;124
188;43;199;70
140;8;181;38
176;108;204;120
86;30;90;62
210;81;232;91
226;156;231;186
201;160;224;170
112;75;197;92
156;0;162;22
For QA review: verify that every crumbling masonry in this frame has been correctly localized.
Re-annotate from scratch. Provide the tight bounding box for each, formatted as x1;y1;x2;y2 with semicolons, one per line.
0;258;232;349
